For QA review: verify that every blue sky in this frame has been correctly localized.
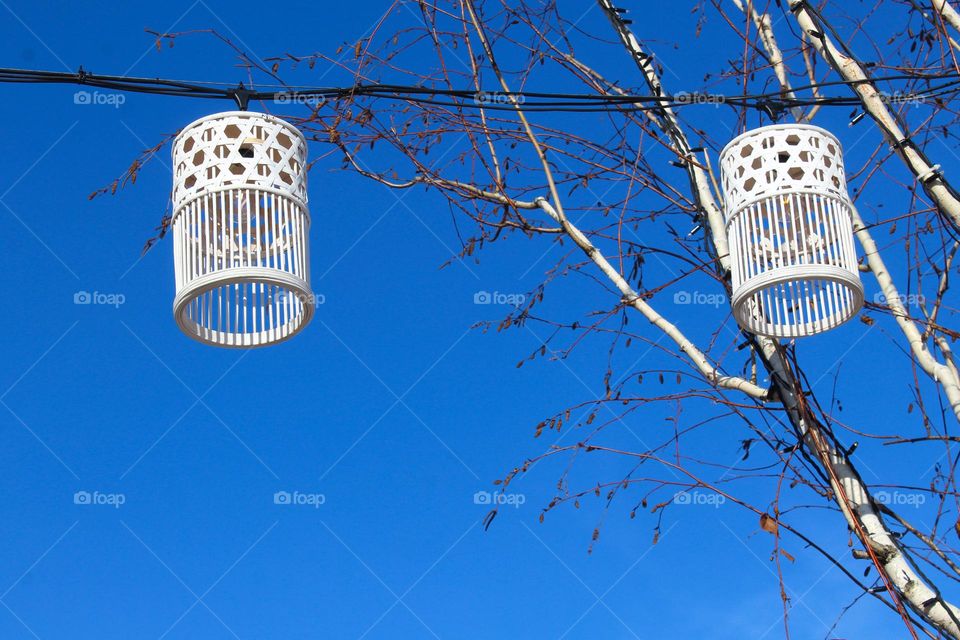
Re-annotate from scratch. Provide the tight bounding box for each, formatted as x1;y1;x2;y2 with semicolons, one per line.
0;1;944;638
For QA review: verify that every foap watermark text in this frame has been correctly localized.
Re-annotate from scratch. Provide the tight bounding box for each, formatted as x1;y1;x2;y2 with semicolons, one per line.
874;292;925;307
74;490;126;508
474;490;526;508
474;290;526;306
74;290;126;308
74;91;125;108
873;490;925;508
673;491;725;508
673;290;726;308
274;490;326;508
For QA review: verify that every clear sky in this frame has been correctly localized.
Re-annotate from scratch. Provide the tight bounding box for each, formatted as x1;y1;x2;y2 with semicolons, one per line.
0;1;937;639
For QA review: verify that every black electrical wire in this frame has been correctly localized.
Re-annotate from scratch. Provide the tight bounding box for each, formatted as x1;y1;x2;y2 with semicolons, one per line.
3;66;960;113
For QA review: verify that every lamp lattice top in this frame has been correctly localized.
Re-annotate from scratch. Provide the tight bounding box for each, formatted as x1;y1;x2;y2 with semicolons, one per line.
719;124;848;218
172;111;307;208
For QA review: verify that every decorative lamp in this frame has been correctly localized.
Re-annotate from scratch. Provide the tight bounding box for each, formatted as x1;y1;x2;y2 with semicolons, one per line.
171;111;313;347
720;124;863;338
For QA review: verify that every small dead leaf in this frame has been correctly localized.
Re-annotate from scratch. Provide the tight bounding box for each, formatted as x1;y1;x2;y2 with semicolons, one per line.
760;513;779;536
482;509;497;531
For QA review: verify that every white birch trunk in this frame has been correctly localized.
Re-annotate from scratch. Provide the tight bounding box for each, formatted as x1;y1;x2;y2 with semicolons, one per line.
789;1;960;232
598;1;960;635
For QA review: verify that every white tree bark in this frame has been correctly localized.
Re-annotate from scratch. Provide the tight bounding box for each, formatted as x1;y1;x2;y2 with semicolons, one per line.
812;427;960;636
592;0;731;273
933;0;960;34
599;1;960;635
789;0;960;233
850;205;960;421
730;0;805;121
533;198;769;398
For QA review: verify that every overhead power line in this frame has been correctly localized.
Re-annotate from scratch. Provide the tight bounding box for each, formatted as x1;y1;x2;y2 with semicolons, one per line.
2;66;960;115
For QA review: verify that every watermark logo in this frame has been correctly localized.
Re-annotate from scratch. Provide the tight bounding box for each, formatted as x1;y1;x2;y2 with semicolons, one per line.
74;290;126;308
473;490;526;508
879;91;924;107
473;91;525;106
275;92;327;108
873;490;925;508
473;290;526;306
673;91;725;107
277;291;325;307
873;292;925;307
73;490;126;509
673;290;726;308
673;491;725;508
273;490;326;508
73;90;125;108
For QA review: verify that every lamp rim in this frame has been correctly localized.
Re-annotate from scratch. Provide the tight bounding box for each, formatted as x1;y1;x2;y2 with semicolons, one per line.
731;264;864;338
173;268;314;349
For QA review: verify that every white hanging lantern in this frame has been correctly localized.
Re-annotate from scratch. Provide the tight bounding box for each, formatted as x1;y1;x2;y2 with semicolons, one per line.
171;111;313;348
720;124;863;338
